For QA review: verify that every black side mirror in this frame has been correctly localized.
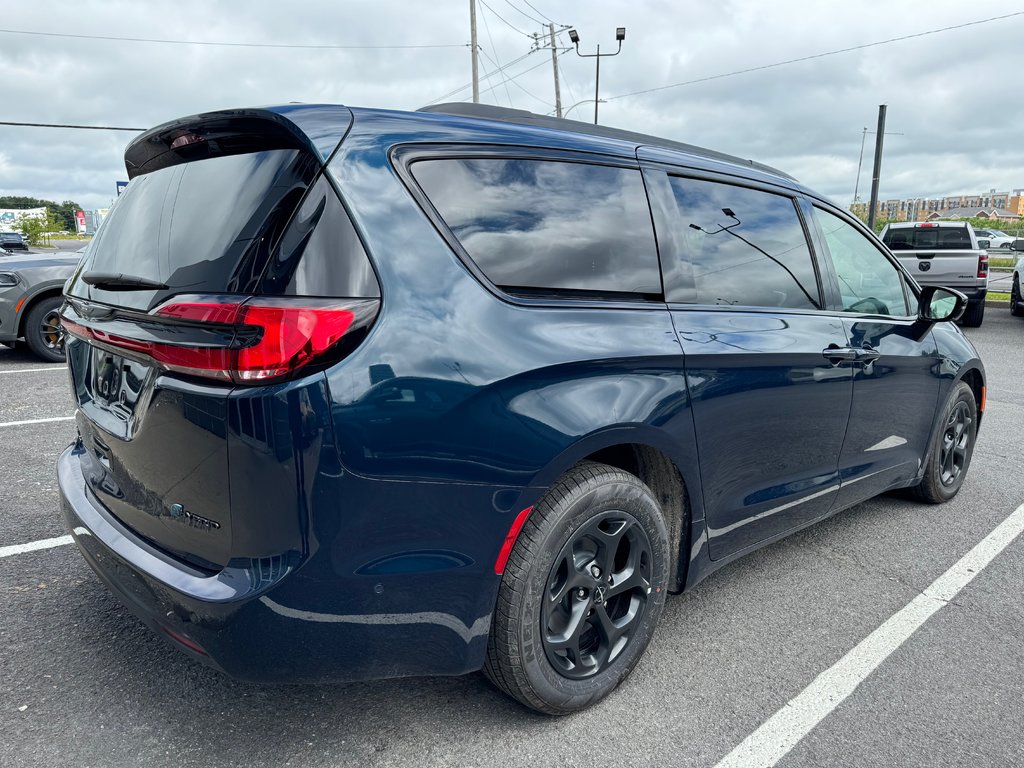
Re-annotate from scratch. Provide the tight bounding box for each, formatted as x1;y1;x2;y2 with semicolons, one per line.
977;238;990;249
1010;239;1024;252
918;285;966;323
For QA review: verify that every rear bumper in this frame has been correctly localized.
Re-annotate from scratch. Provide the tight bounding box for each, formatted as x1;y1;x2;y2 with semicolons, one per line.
58;441;498;682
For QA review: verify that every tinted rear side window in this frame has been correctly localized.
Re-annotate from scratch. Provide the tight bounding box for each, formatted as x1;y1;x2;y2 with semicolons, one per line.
259;175;379;298
411;158;661;297
882;226;972;250
70;149;317;310
664;177;820;309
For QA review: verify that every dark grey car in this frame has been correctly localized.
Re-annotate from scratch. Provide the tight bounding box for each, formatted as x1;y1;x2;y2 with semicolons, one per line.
0;250;82;361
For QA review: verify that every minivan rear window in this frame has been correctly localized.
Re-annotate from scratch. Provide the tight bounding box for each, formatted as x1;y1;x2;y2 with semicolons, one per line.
70;149;318;310
411;157;661;298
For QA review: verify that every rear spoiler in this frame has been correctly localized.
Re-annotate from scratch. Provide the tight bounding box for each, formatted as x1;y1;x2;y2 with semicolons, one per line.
124;104;353;179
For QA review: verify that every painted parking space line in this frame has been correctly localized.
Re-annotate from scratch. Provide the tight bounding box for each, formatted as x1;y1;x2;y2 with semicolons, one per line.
715;500;1024;768
0;367;66;374
0;416;74;428
0;534;73;559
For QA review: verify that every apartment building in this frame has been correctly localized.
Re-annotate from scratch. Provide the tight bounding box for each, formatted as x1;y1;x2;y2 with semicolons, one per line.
851;188;1024;222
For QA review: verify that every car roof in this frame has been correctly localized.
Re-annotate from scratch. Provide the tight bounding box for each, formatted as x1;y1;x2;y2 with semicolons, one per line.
414;102;796;183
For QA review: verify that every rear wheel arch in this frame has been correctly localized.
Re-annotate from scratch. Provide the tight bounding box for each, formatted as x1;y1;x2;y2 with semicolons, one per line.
16;287;64;337
522;433;696;595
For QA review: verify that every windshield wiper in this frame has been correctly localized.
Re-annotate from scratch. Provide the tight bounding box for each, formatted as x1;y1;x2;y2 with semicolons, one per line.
81;272;169;291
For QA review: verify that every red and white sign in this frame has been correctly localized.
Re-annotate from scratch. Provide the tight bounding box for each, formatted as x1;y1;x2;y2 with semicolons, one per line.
74;210;87;235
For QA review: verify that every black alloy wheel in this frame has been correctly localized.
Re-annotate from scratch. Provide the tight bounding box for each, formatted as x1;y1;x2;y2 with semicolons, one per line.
938;400;972;488
485;461;670;715
24;296;66;363
1012;277;1024;317
910;381;977;503
541;511;653;679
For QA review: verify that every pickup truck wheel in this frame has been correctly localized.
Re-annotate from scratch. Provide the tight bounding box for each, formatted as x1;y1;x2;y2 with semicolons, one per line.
959;300;985;328
484;461;669;715
1011;277;1024;317
24;296;66;363
909;381;977;504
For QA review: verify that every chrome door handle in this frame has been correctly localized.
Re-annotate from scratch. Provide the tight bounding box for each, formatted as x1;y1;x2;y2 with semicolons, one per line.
822;345;859;362
856;345;881;362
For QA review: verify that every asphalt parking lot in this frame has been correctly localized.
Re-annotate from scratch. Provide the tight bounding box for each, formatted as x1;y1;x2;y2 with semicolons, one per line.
2;312;1023;768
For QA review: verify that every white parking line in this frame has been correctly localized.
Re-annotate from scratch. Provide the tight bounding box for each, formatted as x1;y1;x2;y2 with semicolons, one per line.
0;534;73;559
0;416;75;428
715;500;1024;768
0;367;66;374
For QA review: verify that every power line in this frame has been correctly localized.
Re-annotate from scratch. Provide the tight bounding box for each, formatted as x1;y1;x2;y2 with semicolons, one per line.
475;50;567;100
0;27;467;50
0;121;144;131
479;48;555;108
478;4;516;107
477;1;533;38
608;11;1024;101
502;0;546;27
425;49;536;104
521;0;558;25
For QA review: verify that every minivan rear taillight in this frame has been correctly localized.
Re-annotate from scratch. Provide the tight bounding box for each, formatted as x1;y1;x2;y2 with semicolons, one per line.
62;296;378;384
977;252;989;279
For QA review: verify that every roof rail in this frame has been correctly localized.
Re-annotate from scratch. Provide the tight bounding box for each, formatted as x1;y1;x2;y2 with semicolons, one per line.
417;102;795;181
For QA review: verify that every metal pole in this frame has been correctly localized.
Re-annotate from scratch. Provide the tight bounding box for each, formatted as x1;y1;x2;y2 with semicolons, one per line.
853;127;868;203
867;104;887;231
594;44;600;124
548;23;562;118
470;0;480;103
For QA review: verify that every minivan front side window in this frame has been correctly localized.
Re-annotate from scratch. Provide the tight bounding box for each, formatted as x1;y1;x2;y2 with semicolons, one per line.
814;207;909;316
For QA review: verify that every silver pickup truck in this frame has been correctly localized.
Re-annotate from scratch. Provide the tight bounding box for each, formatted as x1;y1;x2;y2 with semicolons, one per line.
879;221;988;327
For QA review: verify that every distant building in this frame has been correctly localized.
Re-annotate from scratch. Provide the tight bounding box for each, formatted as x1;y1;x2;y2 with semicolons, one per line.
851;188;1024;223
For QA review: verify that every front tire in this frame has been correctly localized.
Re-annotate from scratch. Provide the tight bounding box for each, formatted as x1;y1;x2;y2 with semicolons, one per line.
485;461;670;715
23;296;66;363
1011;277;1024;317
909;381;977;504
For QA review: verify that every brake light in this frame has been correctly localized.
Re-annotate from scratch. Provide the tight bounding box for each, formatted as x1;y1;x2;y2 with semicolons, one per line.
917;223;937;228
62;297;378;384
978;253;989;278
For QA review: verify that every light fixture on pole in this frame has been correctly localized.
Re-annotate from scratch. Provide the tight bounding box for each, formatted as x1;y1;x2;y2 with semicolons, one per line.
567;26;625;125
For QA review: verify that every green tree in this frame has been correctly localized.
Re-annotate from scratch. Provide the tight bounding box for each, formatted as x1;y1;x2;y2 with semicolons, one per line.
13;210;64;247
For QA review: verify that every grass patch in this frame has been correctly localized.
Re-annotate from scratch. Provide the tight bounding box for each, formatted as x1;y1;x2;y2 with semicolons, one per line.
989;292;1010;301
990;256;1017;268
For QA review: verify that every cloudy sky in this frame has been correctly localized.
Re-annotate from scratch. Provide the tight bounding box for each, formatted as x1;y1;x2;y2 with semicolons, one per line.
2;1;1022;212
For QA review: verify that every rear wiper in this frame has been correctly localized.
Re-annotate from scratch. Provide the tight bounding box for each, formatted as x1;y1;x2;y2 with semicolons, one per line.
81;272;169;291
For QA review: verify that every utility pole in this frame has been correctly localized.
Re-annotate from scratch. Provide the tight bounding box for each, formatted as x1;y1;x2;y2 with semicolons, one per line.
470;0;480;103
548;23;562;118
867;104;887;231
853;126;904;204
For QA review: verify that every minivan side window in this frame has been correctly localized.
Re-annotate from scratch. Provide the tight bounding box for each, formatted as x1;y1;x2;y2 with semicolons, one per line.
663;177;823;309
663;177;821;309
813;207;909;316
411;157;661;297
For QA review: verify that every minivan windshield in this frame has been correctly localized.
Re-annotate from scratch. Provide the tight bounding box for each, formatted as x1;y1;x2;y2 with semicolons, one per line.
69;149;316;310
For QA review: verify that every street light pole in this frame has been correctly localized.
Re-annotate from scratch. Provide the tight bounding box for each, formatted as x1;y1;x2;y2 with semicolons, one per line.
567;27;625;125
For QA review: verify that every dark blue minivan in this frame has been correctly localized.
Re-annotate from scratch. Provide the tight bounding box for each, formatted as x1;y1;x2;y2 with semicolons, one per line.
57;103;984;714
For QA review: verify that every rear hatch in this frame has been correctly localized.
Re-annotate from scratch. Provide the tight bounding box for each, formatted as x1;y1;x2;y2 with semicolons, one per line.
61;107;379;570
882;223;988;289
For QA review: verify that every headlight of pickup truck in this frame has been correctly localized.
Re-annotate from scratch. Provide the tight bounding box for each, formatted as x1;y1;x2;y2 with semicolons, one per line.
0;273;20;287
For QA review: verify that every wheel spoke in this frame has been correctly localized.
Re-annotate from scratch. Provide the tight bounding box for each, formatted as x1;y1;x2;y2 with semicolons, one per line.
545;600;589;653
607;565;649;600
593;517;632;574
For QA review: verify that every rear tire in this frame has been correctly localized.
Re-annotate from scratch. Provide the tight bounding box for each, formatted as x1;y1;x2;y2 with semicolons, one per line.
23;296;66;363
909;381;977;504
1011;277;1024;317
959;300;985;328
484;461;669;715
